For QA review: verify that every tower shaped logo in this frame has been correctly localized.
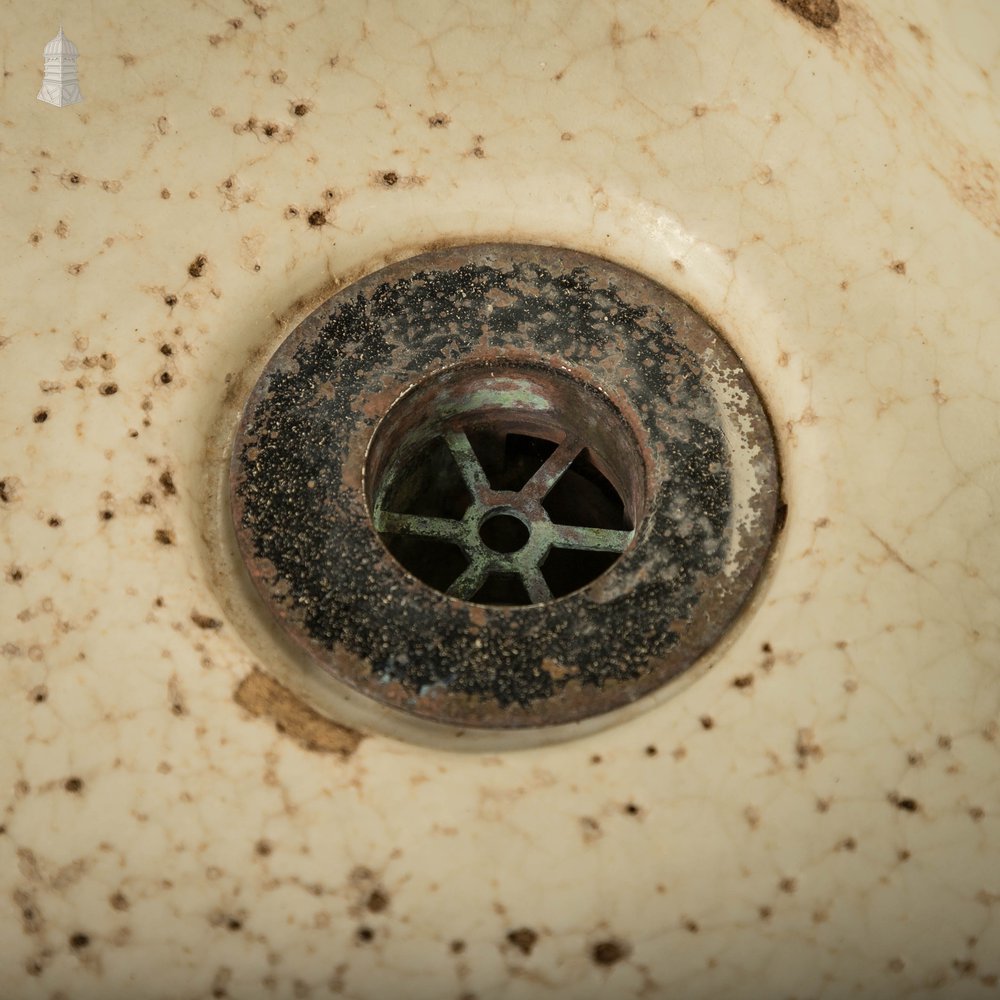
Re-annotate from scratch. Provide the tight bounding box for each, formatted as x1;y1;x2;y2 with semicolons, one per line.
37;26;83;108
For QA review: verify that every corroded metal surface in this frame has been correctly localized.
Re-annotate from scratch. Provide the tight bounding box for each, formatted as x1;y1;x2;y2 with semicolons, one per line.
230;245;781;729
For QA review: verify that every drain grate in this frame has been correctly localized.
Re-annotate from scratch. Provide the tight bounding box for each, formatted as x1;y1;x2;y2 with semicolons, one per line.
366;362;642;605
230;245;782;729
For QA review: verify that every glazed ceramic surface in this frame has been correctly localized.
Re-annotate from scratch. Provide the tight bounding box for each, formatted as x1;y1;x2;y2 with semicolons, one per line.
2;1;999;998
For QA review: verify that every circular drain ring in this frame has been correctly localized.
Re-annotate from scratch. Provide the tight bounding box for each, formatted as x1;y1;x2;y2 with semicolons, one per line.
231;244;781;729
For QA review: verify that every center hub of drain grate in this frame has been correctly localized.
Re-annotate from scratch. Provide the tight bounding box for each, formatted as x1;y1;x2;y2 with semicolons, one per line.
230;244;782;730
364;361;645;606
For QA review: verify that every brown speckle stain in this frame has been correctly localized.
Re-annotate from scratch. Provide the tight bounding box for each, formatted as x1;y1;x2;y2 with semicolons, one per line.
270;69;286;84
191;611;223;630
307;209;326;227
591;938;630;966
154;529;174;546
33;409;48;424
732;674;754;689
428;113;450;128
506;928;537;955
366;888;389;913
69;932;90;950
188;255;207;278
778;877;797;894
64;777;83;794
168;674;187;716
380;171;398;187
110;892;129;911
890;259;907;274
292;102;310;116
776;0;840;29
159;470;177;496
699;715;714;730
889;793;919;813
14;890;43;934
164;294;177;308
234;669;364;757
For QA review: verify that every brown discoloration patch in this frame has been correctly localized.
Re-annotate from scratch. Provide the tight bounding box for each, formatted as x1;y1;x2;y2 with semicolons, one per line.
191;611;223;630
366;888;389;913
591;938;631;966
506;927;538;955
234;669;363;757
776;0;840;29
14;889;43;934
371;171;426;189
610;20;625;48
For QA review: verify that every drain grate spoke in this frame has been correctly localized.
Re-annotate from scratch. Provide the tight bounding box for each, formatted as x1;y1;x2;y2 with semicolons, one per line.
543;523;634;553
444;430;491;496
373;510;467;544
446;564;490;601
520;436;582;500
521;567;554;604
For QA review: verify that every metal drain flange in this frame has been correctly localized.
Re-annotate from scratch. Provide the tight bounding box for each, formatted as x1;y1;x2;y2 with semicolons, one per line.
230;244;781;729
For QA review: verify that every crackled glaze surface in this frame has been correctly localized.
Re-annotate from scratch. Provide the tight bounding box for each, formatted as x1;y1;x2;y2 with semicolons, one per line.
2;1;999;998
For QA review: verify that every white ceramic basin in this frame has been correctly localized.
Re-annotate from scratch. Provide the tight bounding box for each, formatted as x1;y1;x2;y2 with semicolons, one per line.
2;2;999;997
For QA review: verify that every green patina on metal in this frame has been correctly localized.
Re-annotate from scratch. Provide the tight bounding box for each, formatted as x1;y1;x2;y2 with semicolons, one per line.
372;427;635;605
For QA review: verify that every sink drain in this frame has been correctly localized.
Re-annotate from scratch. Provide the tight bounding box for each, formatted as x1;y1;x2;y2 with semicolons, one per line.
230;244;781;729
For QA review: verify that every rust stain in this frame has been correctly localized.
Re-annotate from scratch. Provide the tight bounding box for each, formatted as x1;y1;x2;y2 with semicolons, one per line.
234;669;363;757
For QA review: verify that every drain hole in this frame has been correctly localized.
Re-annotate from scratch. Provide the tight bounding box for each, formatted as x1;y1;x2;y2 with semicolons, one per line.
479;512;530;553
472;573;532;606
366;362;645;606
467;431;558;492
543;449;629;531
541;548;621;599
382;536;468;593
